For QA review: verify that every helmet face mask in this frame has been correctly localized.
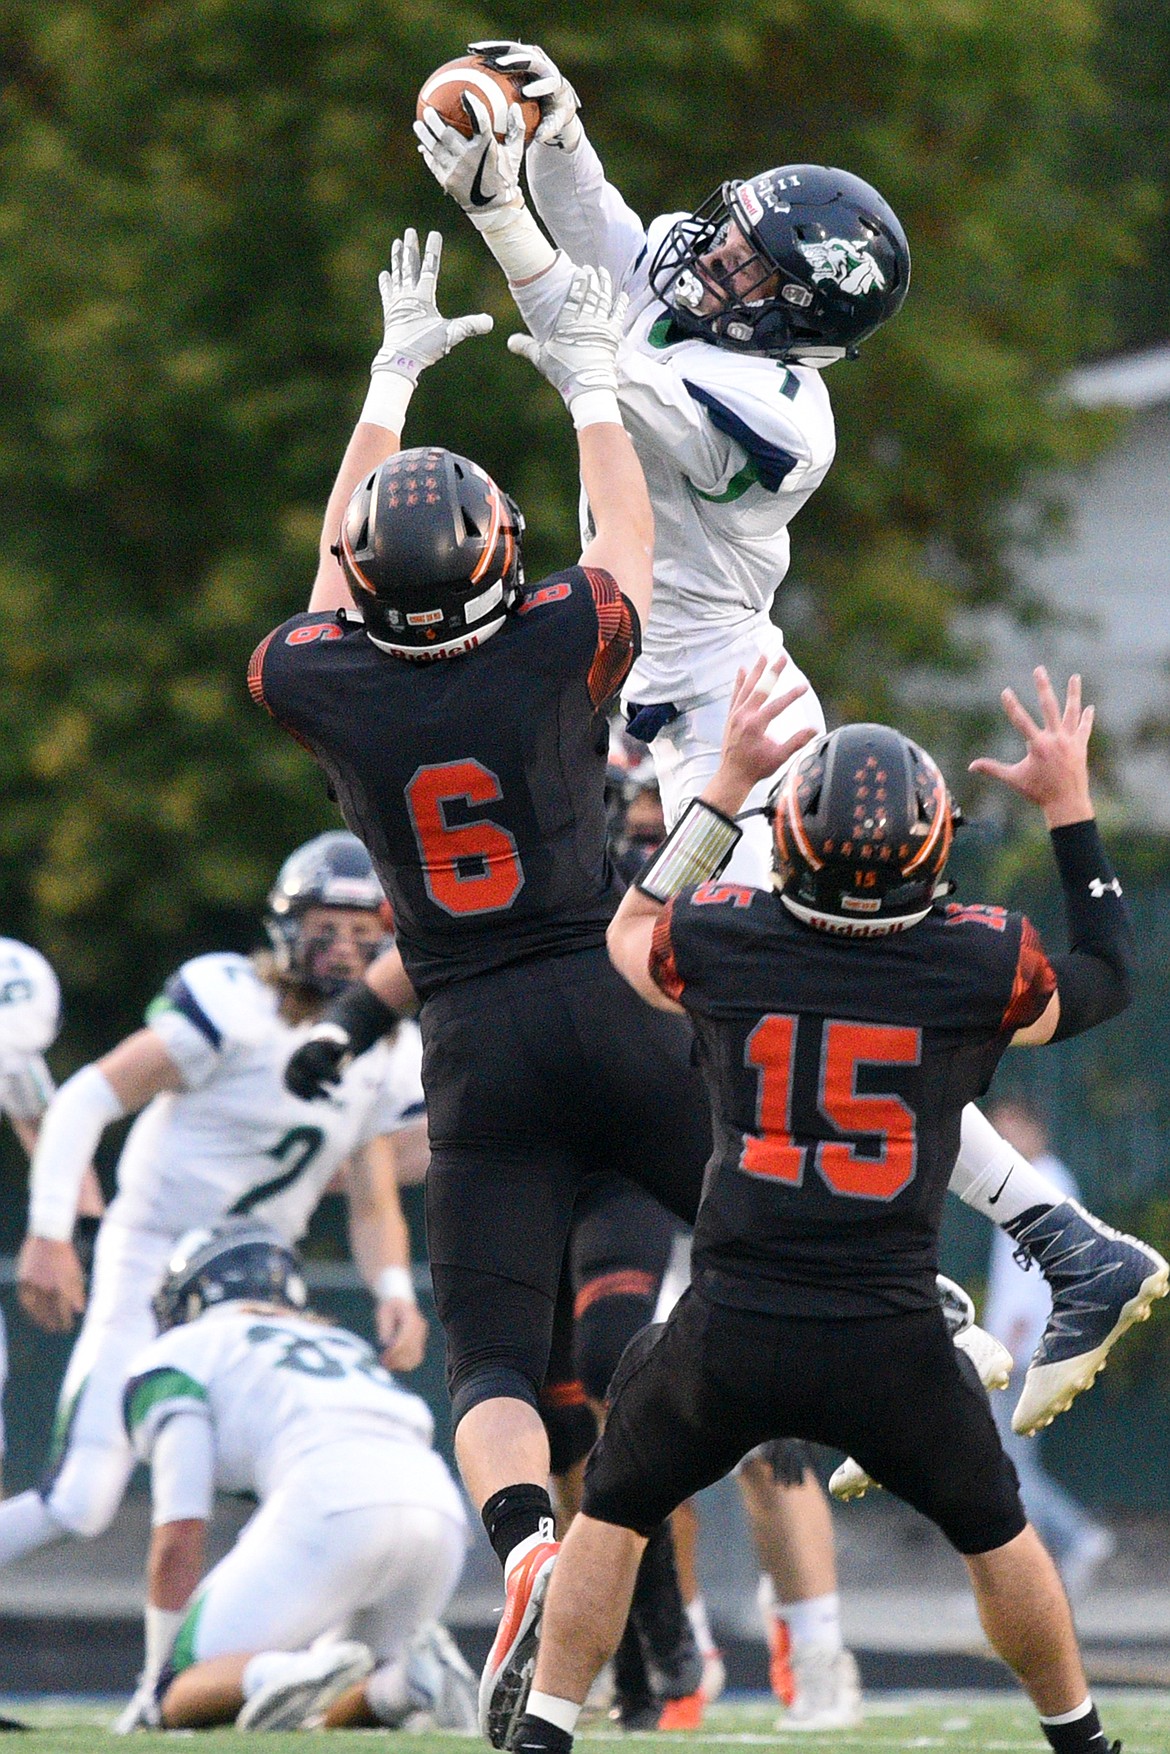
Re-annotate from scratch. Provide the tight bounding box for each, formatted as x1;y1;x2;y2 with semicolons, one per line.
265;831;389;996
770;724;955;937
339;447;525;660
152;1220;308;1333
649;165;910;364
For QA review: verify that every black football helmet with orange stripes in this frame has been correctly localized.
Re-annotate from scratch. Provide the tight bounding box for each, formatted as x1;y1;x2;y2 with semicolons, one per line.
338;447;525;660
769;724;956;935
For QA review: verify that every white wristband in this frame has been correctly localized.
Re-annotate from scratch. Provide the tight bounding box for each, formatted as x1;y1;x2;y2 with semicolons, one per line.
469;201;559;284
376;1266;416;1304
570;388;623;430
360;371;414;435
29;1064;125;1241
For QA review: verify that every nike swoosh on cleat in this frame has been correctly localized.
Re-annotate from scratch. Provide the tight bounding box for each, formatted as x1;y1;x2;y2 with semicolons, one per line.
986;1170;1013;1206
468;145;494;208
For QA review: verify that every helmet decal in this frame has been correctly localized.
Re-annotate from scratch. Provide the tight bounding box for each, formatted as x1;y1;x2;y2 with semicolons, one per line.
797;237;887;297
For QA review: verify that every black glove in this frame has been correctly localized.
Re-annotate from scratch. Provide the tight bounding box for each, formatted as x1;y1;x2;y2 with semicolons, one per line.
284;1024;352;1101
284;984;402;1102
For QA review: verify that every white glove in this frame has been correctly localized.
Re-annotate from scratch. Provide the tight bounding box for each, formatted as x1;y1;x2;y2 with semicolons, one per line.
112;1684;162;1734
361;228;493;432
469;40;583;150
414;93;525;213
372;228;493;386
507;265;626;407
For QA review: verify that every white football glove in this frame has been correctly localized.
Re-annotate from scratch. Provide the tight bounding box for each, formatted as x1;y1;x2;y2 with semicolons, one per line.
372;228;493;385
507;265;627;406
469;39;583;150
112;1684;162;1734
413;94;525;213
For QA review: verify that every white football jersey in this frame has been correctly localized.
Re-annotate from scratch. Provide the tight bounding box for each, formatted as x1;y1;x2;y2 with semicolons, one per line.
0;938;61;1124
107;952;425;1238
527;147;837;704
125;1304;461;1516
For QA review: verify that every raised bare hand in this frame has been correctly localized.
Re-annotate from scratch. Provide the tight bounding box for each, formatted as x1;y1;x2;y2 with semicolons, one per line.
969;666;1094;827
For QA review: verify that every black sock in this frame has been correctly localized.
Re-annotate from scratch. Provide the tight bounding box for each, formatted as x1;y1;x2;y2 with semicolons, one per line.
511;1713;573;1754
1039;1700;1112;1754
481;1482;555;1571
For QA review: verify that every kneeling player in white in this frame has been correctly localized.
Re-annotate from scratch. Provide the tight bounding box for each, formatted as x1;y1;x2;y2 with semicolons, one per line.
416;43;1168;1435
116;1223;473;1733
2;832;427;1570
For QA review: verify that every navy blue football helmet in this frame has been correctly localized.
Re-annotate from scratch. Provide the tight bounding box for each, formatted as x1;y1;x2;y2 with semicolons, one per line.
153;1221;308;1333
265;831;388;995
649;164;909;364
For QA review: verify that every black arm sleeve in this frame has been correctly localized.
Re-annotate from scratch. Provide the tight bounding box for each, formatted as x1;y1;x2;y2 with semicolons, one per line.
1047;819;1136;1041
326;980;401;1057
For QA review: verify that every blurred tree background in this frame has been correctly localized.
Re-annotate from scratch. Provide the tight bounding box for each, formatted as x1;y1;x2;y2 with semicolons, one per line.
0;0;1166;1061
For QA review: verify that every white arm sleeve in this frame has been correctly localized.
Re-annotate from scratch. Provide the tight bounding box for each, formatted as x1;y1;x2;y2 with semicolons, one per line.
149;1411;215;1526
27;1065;125;1241
526;130;649;289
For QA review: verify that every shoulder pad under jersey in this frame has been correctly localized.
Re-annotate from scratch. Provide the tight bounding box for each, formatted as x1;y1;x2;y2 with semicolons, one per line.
146;953;275;1053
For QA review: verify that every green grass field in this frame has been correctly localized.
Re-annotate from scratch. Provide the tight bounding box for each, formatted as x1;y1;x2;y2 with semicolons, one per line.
9;1694;1169;1752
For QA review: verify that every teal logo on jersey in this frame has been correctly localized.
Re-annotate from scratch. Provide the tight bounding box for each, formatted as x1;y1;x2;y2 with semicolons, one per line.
797;237;886;298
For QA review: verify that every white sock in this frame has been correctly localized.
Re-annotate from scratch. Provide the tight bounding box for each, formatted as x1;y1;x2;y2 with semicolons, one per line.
777;1591;842;1654
0;1491;66;1565
241;1650;304;1700
950;1105;1064;1226
527;1690;581;1734
686;1595;716;1654
1039;1696;1093;1726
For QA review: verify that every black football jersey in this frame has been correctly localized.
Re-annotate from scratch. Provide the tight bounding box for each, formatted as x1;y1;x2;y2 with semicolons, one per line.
251;567;638;997
650;882;1057;1317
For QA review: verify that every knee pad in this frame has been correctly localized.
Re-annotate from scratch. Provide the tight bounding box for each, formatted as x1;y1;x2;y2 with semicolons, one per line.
449;1363;541;1434
41;1442;131;1538
575;1282;658;1404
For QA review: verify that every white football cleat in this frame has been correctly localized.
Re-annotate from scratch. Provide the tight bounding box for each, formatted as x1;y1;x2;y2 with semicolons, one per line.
402;1622;479;1733
955;1322;1014;1391
828;1455;874;1502
236;1641;373;1731
782;1646;863;1732
1007;1202;1169;1435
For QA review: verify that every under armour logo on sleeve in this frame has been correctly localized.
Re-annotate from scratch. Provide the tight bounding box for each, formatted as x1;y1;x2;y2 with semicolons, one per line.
1089;877;1123;899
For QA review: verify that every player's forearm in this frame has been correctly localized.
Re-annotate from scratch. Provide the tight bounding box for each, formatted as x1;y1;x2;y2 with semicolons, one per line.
576;423;653;623
148;1520;207;1612
27;1066;125;1240
526;131;647;287
364;943;418;1014
346;1139;415;1287
1046;820;1135;1040
309;422;403;612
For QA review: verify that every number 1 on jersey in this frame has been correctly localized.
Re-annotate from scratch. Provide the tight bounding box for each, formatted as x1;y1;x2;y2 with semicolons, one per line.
406;760;525;917
742;1014;920;1201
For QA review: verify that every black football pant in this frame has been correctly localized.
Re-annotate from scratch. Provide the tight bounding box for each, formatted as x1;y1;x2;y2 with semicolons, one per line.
585;1287;1026;1556
419;947;711;1429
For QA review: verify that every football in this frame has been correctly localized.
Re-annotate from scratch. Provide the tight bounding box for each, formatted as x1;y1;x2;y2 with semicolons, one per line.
416;55;541;144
